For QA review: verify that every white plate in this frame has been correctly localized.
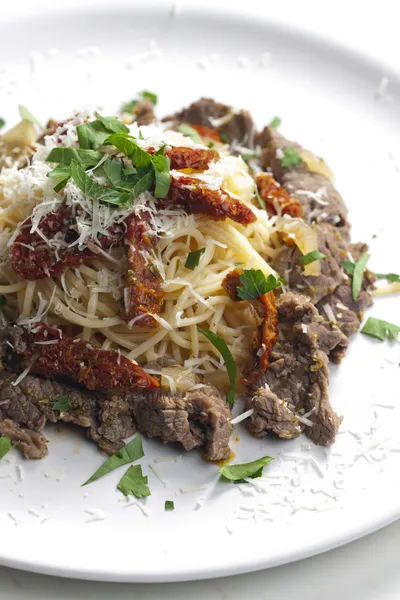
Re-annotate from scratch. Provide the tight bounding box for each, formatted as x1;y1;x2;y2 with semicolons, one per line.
0;0;399;583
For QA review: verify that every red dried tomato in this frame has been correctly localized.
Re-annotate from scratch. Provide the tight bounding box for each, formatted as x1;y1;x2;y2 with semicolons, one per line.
256;173;303;218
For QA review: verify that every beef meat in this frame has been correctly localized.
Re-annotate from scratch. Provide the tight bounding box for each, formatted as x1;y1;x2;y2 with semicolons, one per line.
244;293;345;446
163;97;256;146
131;99;155;126
272;222;348;303
127;384;232;461
0;371;135;458
257;127;349;237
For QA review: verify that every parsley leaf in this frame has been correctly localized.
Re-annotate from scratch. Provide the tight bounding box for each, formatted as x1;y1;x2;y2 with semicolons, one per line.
254;186;266;210
241;151;259;162
361;317;400;341
0;436;13;460
46;147;103;167
117;464;151;498
18;105;42;127
198;328;236;406
153;152;171;198
237;270;281;301
82;434;144;486
344;253;370;300
178;124;203;144
165;500;175;510
76;114;128;150
375;272;400;283
0;118;5;130
220;131;230;144
269;116;281;129
140;90;158;105
298;250;327;266
219;456;274;483
185;247;206;270
70;160;129;205
281;147;302;168
105;133;153;167
52;396;69;412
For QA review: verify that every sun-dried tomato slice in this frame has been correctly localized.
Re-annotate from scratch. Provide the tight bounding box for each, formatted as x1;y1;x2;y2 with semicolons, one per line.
222;268;278;384
166;175;256;225
256;173;303;218
121;213;165;328
189;124;222;143
20;324;158;391
10;204;124;280
147;146;219;171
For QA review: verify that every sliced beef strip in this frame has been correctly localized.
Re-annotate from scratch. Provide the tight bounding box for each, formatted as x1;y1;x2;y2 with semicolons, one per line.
244;292;345;446
257;126;349;237
0;371;135;458
163;97;256;146
127;384;233;461
316;242;375;342
272;222;348;303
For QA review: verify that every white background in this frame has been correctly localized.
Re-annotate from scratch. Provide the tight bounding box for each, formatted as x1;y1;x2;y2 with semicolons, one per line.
0;0;399;597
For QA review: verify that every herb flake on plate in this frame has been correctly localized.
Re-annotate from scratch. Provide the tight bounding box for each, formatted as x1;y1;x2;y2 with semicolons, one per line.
117;464;151;498
343;253;370;300
178;124;203;144
52;396;69;412
375;272;400;283
281;147;302;168
219;456;274;483
0;436;15;460
361;317;400;341
269;116;281;129
82;434;144;486
165;500;175;511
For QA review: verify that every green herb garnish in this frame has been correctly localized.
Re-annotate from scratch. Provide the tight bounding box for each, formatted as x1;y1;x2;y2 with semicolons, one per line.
76;113;128;150
361;317;400;341
46;147;103;167
185;247;206;270
0;118;5;130
375;272;400;283
178;124;203;144
153;148;171;198
52;396;69;412
220;131;230;144
0;436;14;460
254;186;266;210
237;270;281;301
207;141;215;149
219;456;274;483
281;147;302;168
165;500;175;510
70;160;130;205
269;116;281;129
18;105;42;127
198;328;236;406
241;151;259;162
343;253;370;300
117;464;150;498
298;250;327;266
82;434;144;486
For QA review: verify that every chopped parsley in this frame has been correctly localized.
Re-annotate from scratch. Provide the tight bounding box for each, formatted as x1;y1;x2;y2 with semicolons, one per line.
0;436;15;460
375;272;400;283
82;434;144;486
343;253;370;300
220;131;230;144
281;147;302;168
165;500;175;511
0;118;5;130
241;151;259;163
52;396;69;412
254;186;266;210
298;250;327;266
269;116;281;129
70;160;130;205
219;456;274;483
153;148;171;198
18;105;42;127
76;113;128;150
185;247;206;270
198;328;236;406
207;141;215;149
178;124;203;144
121;90;158;113
117;464;150;498
361;317;400;341
237;270;281;301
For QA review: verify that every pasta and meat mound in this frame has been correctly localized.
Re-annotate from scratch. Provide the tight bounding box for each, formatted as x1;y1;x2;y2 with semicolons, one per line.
0;97;374;462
